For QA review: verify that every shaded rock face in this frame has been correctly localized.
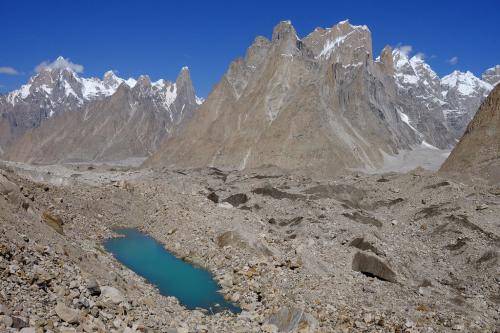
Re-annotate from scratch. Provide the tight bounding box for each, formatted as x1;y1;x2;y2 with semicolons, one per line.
440;85;500;184
2;67;201;164
222;193;249;207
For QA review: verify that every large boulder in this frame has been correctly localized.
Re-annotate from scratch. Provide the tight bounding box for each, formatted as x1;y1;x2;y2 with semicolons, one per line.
265;307;318;333
55;302;80;324
100;286;125;304
86;278;101;296
41;210;64;235
216;231;247;249
351;251;397;282
0;175;17;196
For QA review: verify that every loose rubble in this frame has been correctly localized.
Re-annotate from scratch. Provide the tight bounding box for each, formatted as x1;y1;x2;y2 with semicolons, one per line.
0;161;499;332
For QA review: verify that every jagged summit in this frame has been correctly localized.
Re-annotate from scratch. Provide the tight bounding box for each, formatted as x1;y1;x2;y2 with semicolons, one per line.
1;22;498;170
144;20;415;173
144;20;498;175
272;20;298;41
0;56;204;162
36;56;84;73
442;70;492;96
482;65;500;86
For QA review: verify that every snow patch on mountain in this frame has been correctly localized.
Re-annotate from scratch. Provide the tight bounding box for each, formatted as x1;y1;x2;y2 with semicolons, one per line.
441;71;492;96
482;65;500;86
317;33;351;59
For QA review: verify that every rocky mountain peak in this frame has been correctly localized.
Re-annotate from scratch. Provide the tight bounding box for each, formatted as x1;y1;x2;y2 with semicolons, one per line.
176;67;192;87
271;20;298;43
2;64;203;163
175;66;197;108
244;36;272;69
303;19;372;63
481;65;500;86
38;56;83;74
136;75;152;86
252;36;271;48
441;70;492;96
378;45;394;76
103;70;119;82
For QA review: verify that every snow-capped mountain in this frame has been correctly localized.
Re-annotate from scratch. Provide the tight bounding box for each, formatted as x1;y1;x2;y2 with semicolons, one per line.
441;70;493;137
1;27;497;169
389;49;497;144
2;57;138;115
482;65;500;86
389;47;454;148
0;57;203;162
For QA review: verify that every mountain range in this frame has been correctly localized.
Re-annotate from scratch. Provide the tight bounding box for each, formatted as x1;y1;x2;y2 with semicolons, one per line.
144;20;498;175
1;21;498;174
0;57;202;162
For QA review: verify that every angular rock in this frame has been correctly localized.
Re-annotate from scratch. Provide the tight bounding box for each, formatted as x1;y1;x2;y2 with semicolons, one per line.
222;193;249;207
19;328;36;333
100;286;125;304
87;278;101;296
55;302;80;324
216;231;247;249
207;192;219;203
352;251;397;282
0;315;13;328
11;316;28;329
266;307;318;333
41;210;64;235
0;175;17;196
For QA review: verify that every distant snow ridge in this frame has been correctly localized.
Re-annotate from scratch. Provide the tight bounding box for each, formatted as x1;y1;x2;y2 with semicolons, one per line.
5;58;138;108
390;46;497;141
3;56;204;114
482;65;500;86
441;71;492;96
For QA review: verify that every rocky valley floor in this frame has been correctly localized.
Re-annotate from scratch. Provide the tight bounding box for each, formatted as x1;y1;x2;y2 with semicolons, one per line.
0;161;499;332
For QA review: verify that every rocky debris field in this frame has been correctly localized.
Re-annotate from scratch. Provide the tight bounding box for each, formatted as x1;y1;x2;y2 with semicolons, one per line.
0;161;499;332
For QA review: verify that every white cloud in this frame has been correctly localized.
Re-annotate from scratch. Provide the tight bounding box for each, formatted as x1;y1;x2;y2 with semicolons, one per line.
447;56;459;65
414;52;426;60
397;45;413;57
0;67;19;75
35;56;84;73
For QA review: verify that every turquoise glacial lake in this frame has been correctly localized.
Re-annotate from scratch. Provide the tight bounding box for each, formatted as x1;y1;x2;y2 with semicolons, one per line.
103;228;240;314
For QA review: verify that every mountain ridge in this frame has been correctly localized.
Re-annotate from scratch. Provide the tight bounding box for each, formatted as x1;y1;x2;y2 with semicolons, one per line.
1;60;202;163
143;20;498;175
440;84;500;183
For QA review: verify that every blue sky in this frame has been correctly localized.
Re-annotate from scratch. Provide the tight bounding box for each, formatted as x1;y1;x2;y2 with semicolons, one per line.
1;0;499;96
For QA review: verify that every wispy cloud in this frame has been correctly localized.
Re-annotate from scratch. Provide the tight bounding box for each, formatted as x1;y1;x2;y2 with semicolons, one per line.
447;56;459;65
35;56;84;73
414;52;426;60
0;67;19;75
396;45;413;57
